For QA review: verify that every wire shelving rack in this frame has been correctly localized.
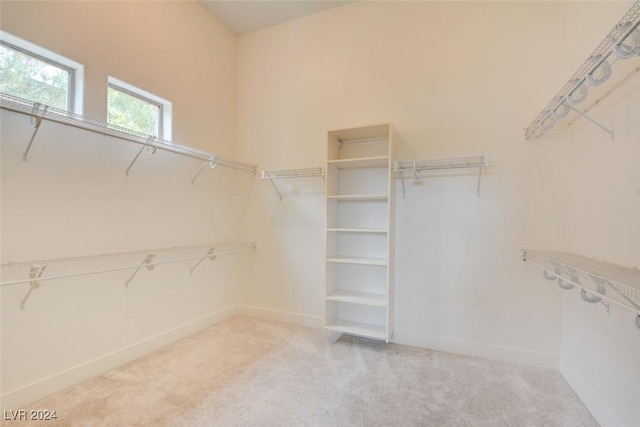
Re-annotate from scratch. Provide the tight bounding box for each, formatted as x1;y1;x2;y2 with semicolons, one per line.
0;92;257;180
260;167;325;199
1;242;257;310
394;155;489;197
525;1;640;140
523;249;640;328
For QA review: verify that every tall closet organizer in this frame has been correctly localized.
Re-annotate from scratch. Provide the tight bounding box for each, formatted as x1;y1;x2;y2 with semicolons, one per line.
324;124;397;342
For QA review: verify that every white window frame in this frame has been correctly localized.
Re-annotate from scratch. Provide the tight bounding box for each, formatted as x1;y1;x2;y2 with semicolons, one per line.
0;30;84;114
107;76;172;141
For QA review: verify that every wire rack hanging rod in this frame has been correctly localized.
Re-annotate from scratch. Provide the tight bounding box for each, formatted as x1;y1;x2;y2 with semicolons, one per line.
525;1;640;139
0;92;257;174
395;156;487;172
1;244;257;287
522;250;640;315
260;167;325;180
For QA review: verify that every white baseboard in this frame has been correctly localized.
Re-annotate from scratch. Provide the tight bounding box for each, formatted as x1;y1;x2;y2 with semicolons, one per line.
392;328;559;369
236;304;323;329
2;306;558;411
2;306;236;411
560;364;617;427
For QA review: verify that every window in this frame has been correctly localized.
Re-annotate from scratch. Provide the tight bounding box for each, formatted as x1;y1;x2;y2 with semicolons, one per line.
0;31;83;113
107;77;172;140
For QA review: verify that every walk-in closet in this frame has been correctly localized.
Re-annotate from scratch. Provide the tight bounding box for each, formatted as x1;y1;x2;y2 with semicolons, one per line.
1;1;638;425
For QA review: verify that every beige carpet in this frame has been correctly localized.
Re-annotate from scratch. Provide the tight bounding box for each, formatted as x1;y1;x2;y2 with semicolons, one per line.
6;316;598;426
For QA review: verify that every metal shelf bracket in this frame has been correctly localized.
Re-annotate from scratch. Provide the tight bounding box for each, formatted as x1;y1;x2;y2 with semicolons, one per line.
20;264;46;310
125;254;155;286
268;179;283;200
22;103;49;162
126;136;157;176
191;155;217;185
190;248;216;275
567;104;614;139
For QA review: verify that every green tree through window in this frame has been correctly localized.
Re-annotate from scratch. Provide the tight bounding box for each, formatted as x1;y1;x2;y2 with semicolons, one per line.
0;42;71;110
107;86;160;137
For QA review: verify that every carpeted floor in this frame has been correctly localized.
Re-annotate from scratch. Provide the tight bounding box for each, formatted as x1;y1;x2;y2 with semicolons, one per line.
7;316;598;426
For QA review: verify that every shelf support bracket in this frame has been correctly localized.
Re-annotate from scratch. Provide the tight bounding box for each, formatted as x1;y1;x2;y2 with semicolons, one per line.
399;173;406;199
125;254;155;286
190;248;216;275
267;178;283;200
20;265;47;310
22;103;48;162
567;105;614;140
126;136;156;176
191;155;217;185
476;165;483;197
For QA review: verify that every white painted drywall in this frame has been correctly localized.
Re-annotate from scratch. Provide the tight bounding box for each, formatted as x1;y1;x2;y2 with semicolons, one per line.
2;1;638;422
0;1;252;410
235;1;574;367
556;3;640;425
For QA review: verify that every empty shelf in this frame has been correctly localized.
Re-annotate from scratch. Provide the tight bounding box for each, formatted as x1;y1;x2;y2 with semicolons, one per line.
326;228;387;234
326;256;387;266
395;156;487;173
325;319;386;340
524;2;640;140
260;167;324;199
260;167;324;180
326;289;387;307
328;156;389;168
523;250;640;312
1;242;258;287
326;195;388;201
0;93;257;173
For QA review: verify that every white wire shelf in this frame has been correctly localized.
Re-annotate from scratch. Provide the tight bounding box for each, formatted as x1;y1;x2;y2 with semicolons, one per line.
394;155;489;198
523;250;640;319
260;167;324;199
1;242;257;309
0;92;257;179
525;1;640;140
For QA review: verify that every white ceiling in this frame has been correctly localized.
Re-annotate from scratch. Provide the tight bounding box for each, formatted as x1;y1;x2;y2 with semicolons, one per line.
199;1;353;35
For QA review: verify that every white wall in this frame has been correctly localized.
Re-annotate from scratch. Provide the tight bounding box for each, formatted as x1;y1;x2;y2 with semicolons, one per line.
236;1;576;367
556;3;640;425
2;0;638;422
1;1;253;410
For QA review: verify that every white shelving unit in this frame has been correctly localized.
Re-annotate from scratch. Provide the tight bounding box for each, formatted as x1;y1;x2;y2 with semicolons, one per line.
523;250;640;327
324;123;397;342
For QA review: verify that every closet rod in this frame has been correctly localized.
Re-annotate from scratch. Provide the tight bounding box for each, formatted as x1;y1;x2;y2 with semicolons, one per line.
522;250;640;319
0;243;257;287
260;167;325;199
260;167;325;180
524;1;640;139
394;156;489;198
0;92;257;174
